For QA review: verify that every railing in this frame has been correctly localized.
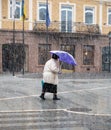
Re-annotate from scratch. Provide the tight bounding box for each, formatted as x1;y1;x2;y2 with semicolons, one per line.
33;21;100;34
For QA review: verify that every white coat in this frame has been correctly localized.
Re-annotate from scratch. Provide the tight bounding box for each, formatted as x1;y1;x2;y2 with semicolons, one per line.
43;58;60;85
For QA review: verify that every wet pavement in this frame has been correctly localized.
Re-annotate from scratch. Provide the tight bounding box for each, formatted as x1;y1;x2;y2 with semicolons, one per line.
0;73;111;130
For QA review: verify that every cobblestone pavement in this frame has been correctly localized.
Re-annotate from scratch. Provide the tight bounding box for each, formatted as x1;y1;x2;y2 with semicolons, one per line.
0;73;111;130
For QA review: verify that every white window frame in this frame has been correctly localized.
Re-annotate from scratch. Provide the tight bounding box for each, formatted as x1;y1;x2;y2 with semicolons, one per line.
8;0;22;20
37;2;51;22
107;7;111;26
59;2;76;32
84;5;96;25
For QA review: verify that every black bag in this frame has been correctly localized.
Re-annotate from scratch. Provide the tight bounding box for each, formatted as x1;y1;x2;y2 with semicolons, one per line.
43;83;57;93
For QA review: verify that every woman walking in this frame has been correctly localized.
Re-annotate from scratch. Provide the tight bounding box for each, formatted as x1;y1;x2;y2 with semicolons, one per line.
40;53;61;100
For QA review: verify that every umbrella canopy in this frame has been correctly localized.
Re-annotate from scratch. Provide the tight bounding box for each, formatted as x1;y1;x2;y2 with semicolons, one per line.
50;50;77;65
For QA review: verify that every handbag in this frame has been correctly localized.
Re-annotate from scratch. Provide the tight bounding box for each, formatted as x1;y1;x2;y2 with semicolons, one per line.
41;80;44;88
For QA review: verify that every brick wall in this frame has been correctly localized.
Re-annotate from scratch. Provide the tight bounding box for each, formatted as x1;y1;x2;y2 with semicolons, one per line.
0;30;109;73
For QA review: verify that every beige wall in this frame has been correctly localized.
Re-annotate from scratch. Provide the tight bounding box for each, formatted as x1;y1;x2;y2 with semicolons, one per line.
1;0;111;34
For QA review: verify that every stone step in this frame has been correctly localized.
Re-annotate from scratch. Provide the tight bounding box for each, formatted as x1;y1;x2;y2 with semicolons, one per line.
1;72;111;79
17;72;111;79
0;111;86;130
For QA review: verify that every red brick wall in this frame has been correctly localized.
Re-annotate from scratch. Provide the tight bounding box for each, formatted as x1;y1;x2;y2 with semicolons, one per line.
0;30;109;73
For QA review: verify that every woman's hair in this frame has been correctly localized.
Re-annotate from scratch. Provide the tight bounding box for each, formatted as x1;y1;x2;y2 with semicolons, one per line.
52;54;59;60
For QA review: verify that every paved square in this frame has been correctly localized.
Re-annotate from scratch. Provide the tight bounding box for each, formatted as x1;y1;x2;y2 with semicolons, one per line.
0;74;111;130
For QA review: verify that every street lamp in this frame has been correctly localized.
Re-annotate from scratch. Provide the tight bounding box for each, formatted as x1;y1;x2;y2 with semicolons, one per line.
108;31;111;72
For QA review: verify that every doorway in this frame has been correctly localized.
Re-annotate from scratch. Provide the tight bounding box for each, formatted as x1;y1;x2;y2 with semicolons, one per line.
102;46;111;72
2;44;26;72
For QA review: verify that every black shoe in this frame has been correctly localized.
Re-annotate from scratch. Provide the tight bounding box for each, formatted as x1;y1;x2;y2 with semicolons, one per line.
40;95;45;100
53;97;60;100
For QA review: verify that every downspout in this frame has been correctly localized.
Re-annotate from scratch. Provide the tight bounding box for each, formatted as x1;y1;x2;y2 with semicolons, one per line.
0;0;2;28
29;0;33;30
99;0;103;33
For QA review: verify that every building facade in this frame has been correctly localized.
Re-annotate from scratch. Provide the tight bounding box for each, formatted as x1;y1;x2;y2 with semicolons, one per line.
0;0;111;73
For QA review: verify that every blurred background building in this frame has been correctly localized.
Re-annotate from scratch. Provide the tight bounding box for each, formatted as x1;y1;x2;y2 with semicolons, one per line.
0;0;111;74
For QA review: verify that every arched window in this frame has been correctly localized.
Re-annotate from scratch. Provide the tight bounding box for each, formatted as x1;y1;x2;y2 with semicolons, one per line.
39;3;46;21
85;7;94;24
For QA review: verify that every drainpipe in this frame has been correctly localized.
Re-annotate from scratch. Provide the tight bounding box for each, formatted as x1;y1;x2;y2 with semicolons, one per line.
29;0;33;30
99;0;103;33
0;0;2;28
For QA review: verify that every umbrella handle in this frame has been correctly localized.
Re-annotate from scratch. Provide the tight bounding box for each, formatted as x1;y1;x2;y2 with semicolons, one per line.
60;61;63;68
58;61;63;74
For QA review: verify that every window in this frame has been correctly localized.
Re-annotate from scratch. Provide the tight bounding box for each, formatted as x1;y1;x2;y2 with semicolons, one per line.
10;0;21;19
61;44;75;70
39;3;46;21
38;3;50;21
61;5;73;32
38;44;51;65
108;8;111;25
85;7;95;24
83;45;94;65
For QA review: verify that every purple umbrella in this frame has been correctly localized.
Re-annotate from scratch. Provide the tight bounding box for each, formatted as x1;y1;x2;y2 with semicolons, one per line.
50;50;77;65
